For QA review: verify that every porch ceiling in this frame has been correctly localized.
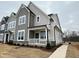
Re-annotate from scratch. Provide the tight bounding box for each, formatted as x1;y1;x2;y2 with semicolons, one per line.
28;25;47;30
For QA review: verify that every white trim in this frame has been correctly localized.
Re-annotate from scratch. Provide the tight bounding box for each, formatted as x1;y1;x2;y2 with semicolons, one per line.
17;30;25;41
28;27;46;30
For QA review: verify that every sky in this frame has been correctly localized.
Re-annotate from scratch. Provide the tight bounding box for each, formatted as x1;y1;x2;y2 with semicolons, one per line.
0;1;79;32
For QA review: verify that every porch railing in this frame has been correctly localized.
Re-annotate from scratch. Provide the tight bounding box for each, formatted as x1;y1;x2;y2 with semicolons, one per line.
29;38;47;45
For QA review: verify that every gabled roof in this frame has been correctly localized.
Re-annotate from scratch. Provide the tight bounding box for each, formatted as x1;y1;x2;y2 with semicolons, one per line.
9;12;16;18
16;4;30;16
28;2;50;19
48;13;63;33
48;14;53;16
1;16;9;25
48;13;54;22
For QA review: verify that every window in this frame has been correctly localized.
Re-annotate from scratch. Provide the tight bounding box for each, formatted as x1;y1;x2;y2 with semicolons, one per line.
17;30;25;41
8;21;16;29
1;24;5;30
36;15;40;22
19;15;26;25
13;21;16;28
40;31;46;39
37;17;39;22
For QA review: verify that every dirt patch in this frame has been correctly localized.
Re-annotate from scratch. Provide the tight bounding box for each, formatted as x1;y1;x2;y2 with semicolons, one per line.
66;42;79;58
0;43;61;58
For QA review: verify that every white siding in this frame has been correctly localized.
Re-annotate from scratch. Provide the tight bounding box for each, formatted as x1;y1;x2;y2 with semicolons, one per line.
55;29;62;45
48;26;54;42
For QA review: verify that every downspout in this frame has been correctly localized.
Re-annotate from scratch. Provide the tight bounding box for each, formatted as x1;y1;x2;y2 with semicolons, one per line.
3;30;5;43
54;26;56;46
47;29;48;42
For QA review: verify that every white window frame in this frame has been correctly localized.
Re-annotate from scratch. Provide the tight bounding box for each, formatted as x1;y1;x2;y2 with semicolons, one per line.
18;15;26;25
17;30;25;41
8;21;16;29
36;15;40;22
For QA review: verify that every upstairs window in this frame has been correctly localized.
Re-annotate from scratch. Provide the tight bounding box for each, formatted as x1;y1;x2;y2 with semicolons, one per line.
19;15;26;25
8;21;16;29
36;15;40;22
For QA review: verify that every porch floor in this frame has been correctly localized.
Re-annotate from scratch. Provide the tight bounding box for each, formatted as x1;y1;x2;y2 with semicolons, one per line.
0;43;60;58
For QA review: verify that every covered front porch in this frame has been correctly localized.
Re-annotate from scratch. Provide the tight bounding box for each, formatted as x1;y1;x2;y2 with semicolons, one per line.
28;26;48;47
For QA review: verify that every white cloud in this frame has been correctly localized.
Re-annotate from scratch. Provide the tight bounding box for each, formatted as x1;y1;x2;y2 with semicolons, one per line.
65;1;71;5
69;19;74;24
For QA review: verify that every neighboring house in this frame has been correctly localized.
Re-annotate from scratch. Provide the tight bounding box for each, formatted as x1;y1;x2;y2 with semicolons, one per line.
6;12;16;44
0;24;5;42
0;16;9;43
27;2;63;46
0;2;63;47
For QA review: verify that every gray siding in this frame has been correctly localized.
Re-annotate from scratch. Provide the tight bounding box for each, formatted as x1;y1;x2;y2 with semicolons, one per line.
14;6;29;44
7;14;16;31
29;12;35;27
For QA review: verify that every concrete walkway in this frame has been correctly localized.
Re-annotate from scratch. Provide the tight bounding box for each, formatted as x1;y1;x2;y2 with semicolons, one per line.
49;45;68;58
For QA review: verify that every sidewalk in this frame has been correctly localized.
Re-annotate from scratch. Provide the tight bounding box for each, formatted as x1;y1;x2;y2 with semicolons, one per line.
49;44;68;58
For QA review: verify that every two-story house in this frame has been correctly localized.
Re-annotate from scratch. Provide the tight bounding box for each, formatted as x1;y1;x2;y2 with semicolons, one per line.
0;16;9;43
13;2;63;47
6;12;16;44
0;2;63;47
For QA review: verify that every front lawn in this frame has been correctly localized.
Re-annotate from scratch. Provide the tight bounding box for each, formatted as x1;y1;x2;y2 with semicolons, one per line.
0;43;59;58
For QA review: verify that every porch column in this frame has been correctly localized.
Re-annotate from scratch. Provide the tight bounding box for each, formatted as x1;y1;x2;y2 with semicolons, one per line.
27;29;29;43
3;34;6;43
45;28;47;40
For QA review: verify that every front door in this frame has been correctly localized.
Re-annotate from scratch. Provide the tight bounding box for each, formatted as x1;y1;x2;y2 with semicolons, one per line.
6;34;9;43
35;32;39;43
